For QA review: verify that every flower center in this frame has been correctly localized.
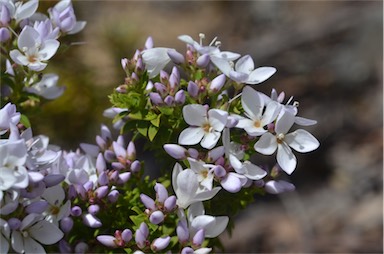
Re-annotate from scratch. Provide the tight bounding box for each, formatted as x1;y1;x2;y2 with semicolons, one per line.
50;206;60;215
202;123;212;133
200;169;208;179
254;120;261;128
276;133;285;144
28;54;38;63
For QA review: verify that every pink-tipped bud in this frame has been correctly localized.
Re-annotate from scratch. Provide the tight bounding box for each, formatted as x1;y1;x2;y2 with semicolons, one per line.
160;70;169;83
149;210;164;225
163;144;187;160
135;58;144;73
140;194;156;210
209;74;226;92
149;92;164;105
196;53;210;68
121;58;129;70
97;235;118;248
168;49;185;64
187;81;199;98
154;82;167;95
151;236;171;251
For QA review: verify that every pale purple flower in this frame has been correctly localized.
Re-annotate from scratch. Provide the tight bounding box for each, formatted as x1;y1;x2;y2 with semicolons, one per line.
179;104;228;149
151;236;170;251
0;103;20;134
49;0;86;34
1;0;38;23
24;73;64;99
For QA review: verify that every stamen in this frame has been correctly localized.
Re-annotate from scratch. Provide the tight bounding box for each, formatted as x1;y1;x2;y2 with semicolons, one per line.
199;33;205;45
293;101;299;107
209;36;218;46
276;133;285;144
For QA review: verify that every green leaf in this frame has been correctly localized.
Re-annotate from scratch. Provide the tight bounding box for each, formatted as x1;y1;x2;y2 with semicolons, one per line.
157;106;174;116
20;114;31;128
150;115;161;127
148;125;159;141
136;121;149;137
131;206;143;215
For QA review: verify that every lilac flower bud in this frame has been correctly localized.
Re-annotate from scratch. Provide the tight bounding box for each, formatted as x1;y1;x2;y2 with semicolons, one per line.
149;210;164;225
112;162;125;171
135;222;149;249
154;82;167;95
97;171;109;186
122;229;133;243
149;92;164;105
154;183;168;203
187;148;199;159
169;73;179;90
209;74;226;92
213;165;226;178
164;195;177;212
175;90;186;104
127;141;136;160
88;204;100;215
131;72;139;82
25;200;49;214
221;173;242;193
121;58;129;70
196;53;210;68
0;27;10;42
215;156;225;166
96;135;106;150
181;247;194;254
163;144;187;160
118;172;131;184
140;194;156;210
43;174;65;187
8;218;21;230
74;242;89;254
104;150;116;162
176;220;189;243
68;185;77;199
96;153;106;174
108;190;120;203
71;206;82;217
136;58;144;72
160;70;169;83
145;36;153;49
116;135;125;147
264;180;295;194
75;184;87;199
164;95;174;106
167;49;185;64
146;80;154;91
83;213;102;228
187;81;199;98
95;186;109;199
59;239;72;253
172;66;180;80
254;179;265;188
226;116;239;128
0;5;10;25
109;170;119;182
60;217;74;233
131;160;141;173
192;229;205;246
151;236;171;251
207;146;225;162
97;235;118;248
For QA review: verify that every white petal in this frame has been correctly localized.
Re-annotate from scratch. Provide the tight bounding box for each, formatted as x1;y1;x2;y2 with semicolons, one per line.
39;40;60;60
23;237;46;254
183;104;207;126
194;248;212;254
241;86;263;120
254;132;277;155
42;185;64;205
172;163;183;193
177;35;195;45
11;231;24;253
205;216;229;238
229;154;245;174
235;55;254;74
295;116;317;126
29;220;63;244
18;26;40;49
247;67;276;84
15;0;38;22
21;214;42;231
277;143;296;175
229;70;248;83
67;21;87;34
142;47;172;78
275;108;295;134
215;51;241;61
201;132;220;149
210;55;232;76
191;215;215;232
188;201;205;219
208;109;228;132
261;101;281;126
235;116;254;129
243;125;267;137
9;50;29;66
27;61;47;71
0;234;9;253
193;187;221;204
176;169;199;207
285;129;320;153
220;173;242;193
0;168;17;190
179;127;204;146
243;162;267;180
80;143;100;157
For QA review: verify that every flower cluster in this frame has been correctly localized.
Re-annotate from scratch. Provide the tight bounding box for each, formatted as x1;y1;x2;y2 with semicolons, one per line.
1;1;319;253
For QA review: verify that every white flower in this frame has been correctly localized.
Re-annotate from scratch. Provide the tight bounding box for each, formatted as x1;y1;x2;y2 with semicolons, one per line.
178;34;240;75
0;0;39;23
254;108;320;174
0;218;10;253
0;138;28;201
188;158;215;190
11;213;64;253
24;74;64;99
42;185;71;224
222;128;267;180
236;86;281;136
10;26;60;71
0;103;20;134
141;47;172;78
172;163;221;209
179;104;228;150
229;55;276;84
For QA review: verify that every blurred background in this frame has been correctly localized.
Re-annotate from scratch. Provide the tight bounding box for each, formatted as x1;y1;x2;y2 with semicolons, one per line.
33;1;382;253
